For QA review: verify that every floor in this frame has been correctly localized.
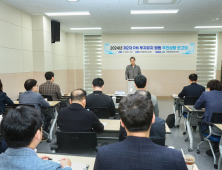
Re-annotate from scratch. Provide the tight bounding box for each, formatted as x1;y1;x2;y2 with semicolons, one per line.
37;98;218;170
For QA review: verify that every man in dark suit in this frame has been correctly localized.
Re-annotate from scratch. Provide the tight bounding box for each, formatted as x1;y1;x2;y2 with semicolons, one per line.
119;90;165;143
94;93;188;170
86;78;116;117
58;89;104;132
178;73;205;98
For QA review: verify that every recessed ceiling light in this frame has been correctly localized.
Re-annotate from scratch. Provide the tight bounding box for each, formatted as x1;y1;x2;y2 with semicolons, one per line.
70;28;102;30
131;27;164;29
195;26;222;28
131;10;179;14
45;12;90;16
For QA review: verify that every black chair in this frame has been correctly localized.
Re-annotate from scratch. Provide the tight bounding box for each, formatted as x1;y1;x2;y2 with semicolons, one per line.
181;96;199;135
50;131;99;155
197;112;222;169
42;95;53;101
86;107;110;119
13;104;35;109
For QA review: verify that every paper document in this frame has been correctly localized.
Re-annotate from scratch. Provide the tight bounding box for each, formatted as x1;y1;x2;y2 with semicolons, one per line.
172;94;178;98
101;122;107;127
52;160;88;170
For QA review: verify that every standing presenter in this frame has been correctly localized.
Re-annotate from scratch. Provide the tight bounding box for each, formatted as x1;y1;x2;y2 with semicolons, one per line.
125;57;142;82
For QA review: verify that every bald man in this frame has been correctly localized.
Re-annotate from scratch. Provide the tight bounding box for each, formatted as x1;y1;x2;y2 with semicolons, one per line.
58;88;104;132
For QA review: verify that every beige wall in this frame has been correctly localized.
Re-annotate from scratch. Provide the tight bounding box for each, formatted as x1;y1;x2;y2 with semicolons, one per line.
1;0;222;99
101;33;198;96
0;0;33;100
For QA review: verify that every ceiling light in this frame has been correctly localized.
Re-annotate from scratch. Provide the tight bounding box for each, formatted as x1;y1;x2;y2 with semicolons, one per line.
70;28;102;30
138;0;181;4
45;12;90;16
131;10;179;14
194;26;222;28
131;27;164;29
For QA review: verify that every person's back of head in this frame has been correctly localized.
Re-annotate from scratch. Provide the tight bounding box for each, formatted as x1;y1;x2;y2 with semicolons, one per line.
24;79;38;92
118;93;154;134
45;71;54;81
207;79;222;91
189;73;198;82
92;78;104;91
70;88;87;107
135;90;151;100
1;106;42;148
134;75;147;89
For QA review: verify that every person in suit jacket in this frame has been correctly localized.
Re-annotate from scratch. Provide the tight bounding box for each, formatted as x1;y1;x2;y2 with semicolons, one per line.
178;73;205;98
194;80;222;156
0;79;14;114
19;79;51;132
94;93;187;170
58;88;104;132
119;90;165;142
0;106;72;170
86;78;116;117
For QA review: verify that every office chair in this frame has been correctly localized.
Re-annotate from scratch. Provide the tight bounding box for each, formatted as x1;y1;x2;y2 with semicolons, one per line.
180;96;199;135
13;104;35;109
42;95;53;101
196;112;222;169
50;131;99;155
86;107;111;119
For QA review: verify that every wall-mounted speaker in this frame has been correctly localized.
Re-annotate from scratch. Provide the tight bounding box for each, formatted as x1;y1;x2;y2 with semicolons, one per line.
51;21;60;43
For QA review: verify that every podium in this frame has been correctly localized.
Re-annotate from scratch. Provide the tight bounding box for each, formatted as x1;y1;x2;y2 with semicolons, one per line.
127;79;137;94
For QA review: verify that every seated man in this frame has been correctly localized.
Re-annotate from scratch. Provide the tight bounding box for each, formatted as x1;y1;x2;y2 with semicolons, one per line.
0;106;72;170
39;71;62;101
178;73;205;98
58;89;104;132
194;80;222;156
119;90;165;142
94;93;187;170
86;78;115;117
19;79;51;132
134;75;159;117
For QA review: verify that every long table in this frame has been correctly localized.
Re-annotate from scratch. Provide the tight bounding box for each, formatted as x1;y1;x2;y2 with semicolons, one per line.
37;153;198;170
184;105;204;152
98;119;171;139
38;153;95;170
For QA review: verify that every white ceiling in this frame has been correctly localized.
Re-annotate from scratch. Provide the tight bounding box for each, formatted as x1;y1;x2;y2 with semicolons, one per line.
3;0;222;33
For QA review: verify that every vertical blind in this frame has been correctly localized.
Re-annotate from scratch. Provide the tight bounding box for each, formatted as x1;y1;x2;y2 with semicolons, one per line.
196;34;217;86
84;35;102;94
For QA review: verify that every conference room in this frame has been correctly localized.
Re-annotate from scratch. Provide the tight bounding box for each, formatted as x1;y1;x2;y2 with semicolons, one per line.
1;0;222;169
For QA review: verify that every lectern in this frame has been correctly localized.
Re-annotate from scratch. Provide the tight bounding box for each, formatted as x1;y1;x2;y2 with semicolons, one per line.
127;79;137;94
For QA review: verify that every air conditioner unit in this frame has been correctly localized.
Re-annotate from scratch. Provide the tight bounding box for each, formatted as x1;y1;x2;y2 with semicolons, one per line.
138;0;181;4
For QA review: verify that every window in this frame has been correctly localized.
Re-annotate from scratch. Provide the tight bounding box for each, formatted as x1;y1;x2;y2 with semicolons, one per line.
84;35;102;94
196;34;217;86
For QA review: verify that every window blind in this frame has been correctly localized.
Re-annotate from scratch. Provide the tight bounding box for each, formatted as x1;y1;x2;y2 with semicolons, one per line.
84;35;102;94
196;34;217;86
